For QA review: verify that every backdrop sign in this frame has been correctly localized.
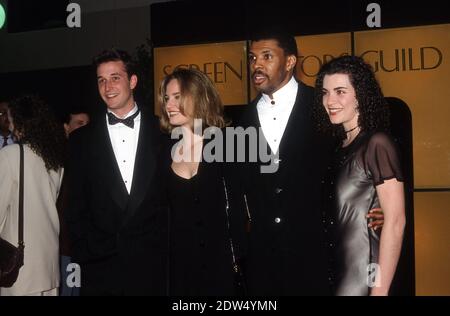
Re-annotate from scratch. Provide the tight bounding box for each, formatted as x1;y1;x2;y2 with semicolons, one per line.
355;24;450;188
296;32;352;86
154;41;248;113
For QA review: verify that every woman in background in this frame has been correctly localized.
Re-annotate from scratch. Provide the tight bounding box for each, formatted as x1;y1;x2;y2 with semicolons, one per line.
0;95;66;296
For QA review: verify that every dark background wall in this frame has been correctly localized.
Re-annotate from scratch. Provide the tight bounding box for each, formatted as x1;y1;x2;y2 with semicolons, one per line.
1;0;448;120
151;0;449;46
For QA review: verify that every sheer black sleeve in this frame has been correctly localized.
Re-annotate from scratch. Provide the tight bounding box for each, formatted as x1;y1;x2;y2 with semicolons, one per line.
363;132;404;186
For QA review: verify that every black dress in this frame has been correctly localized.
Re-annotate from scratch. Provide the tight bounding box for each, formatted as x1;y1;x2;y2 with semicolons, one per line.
165;155;235;296
325;131;404;296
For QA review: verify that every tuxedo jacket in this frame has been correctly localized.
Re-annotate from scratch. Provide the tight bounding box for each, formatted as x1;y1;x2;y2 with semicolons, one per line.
65;107;167;295
233;81;334;295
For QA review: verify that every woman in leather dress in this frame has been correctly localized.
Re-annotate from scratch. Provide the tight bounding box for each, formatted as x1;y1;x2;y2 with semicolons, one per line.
313;56;406;296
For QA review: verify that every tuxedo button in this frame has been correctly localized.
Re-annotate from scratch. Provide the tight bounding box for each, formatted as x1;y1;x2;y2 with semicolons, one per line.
275;188;283;194
274;217;281;224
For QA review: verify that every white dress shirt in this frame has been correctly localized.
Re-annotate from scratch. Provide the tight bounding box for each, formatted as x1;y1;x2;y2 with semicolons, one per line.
257;76;298;154
106;104;141;194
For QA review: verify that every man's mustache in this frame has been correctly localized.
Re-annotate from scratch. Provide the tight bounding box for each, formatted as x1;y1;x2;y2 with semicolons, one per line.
252;70;268;80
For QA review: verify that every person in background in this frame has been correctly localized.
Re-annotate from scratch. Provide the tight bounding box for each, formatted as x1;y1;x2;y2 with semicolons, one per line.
0;95;66;296
63;109;90;137
0;99;14;149
57;108;90;296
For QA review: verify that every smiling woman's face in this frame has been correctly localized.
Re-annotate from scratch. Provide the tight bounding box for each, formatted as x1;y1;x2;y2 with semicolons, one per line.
322;73;359;130
164;79;194;128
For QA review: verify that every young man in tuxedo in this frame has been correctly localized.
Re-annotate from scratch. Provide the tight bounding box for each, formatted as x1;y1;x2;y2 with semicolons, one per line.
65;49;167;295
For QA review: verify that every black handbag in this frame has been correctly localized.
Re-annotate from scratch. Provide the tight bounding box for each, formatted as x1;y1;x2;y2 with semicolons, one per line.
222;177;248;296
0;143;25;287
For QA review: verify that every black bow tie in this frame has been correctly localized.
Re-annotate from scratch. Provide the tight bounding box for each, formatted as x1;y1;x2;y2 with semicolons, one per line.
107;110;140;128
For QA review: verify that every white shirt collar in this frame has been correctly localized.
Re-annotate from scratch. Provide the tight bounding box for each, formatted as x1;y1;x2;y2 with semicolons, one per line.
256;76;299;154
259;76;298;108
105;102;141;194
107;103;139;119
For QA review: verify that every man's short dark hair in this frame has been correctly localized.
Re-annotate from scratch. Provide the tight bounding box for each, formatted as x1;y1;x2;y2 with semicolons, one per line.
62;107;89;125
92;48;136;78
250;28;298;57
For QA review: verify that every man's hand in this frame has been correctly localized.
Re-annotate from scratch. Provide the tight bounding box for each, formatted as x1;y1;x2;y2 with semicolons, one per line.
367;208;384;230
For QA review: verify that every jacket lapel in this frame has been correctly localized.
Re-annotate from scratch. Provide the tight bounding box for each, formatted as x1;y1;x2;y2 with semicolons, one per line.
246;82;313;177
121;110;159;225
277;82;314;178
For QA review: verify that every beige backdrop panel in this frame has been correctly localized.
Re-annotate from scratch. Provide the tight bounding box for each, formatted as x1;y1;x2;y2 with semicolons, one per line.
355;24;450;188
414;192;450;295
154;41;248;114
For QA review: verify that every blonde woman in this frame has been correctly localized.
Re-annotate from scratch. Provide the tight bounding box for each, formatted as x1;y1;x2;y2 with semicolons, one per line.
159;68;240;296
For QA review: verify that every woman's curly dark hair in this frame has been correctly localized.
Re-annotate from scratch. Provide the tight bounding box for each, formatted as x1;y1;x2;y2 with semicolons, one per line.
313;55;389;141
9;95;66;172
